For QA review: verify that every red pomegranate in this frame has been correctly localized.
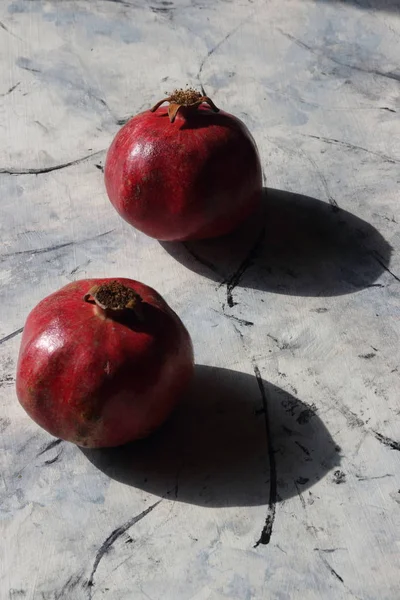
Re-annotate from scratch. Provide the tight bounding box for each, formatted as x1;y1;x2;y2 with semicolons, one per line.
16;278;194;448
104;88;262;241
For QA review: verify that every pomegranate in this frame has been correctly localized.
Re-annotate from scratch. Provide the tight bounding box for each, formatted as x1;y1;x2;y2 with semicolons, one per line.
104;88;262;241
16;278;194;448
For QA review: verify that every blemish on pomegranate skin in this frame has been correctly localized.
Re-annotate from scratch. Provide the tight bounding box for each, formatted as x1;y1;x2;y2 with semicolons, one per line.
104;361;111;375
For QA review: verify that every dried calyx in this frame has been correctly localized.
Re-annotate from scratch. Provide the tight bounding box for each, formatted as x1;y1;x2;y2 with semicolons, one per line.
84;281;143;318
150;88;219;123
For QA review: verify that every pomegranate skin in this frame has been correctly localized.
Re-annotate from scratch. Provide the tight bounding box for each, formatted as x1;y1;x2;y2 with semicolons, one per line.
104;104;262;241
16;278;194;448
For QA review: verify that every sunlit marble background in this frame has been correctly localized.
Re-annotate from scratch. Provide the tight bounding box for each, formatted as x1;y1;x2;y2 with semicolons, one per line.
0;1;399;599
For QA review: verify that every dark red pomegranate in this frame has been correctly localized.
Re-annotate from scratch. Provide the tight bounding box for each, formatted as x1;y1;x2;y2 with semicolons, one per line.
16;278;194;448
104;88;262;241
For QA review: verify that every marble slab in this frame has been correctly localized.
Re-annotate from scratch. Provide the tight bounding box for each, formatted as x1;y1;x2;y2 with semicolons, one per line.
0;1;399;599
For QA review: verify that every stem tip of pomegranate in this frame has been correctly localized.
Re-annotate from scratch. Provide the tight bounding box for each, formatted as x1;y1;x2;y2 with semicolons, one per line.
84;281;143;314
150;87;219;122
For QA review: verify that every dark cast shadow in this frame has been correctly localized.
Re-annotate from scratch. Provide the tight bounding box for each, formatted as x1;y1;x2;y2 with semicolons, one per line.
317;0;400;13
161;188;391;303
81;365;340;507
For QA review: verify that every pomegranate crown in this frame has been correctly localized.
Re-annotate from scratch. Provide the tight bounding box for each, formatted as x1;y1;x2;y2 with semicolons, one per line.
84;281;144;320
150;87;219;123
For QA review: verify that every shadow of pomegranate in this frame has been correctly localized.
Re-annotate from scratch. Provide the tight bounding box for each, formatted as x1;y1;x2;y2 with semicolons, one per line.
160;188;391;300
319;0;399;13
81;365;340;507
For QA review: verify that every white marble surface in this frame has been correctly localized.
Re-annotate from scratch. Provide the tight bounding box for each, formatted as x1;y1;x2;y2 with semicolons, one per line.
1;0;400;598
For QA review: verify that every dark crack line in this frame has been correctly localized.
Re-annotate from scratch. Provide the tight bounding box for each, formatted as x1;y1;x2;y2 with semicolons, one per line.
0;327;23;345
182;243;223;278
337;61;400;84
318;552;344;584
44;449;63;465
253;363;277;547
222;226;265;307
70;259;91;276
7;240;75;257
264;83;396;113
18;64;41;73
214;310;254;327
102;0;129;3
315;547;346;553
116;116;131;126
1;229;115;259
174;464;183;501
356;473;393;481
17;54;114;119
197;13;254;94
327;394;400;452
270;138;339;211
115;101;148;127
87;92;112;114
291;458;360;598
100;0;139;6
299;149;339;211
37;438;62;456
315;542;362;598
232;322;245;342
294;481;306;510
295;440;310;457
0;149;106;175
277;28;319;55
87;499;162;596
226;314;277;547
150;5;176;16
373;431;400;451
54;572;85;600
310;530;361;597
0;20;21;40
372;255;400;284
0;81;20;97
278;28;400;84
303;134;399;165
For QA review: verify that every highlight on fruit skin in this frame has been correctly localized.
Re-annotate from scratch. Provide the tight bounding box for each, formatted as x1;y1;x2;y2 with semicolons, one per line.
104;86;263;242
16;278;194;448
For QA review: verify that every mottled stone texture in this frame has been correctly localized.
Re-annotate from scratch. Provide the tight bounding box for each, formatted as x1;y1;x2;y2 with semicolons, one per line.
0;1;399;599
